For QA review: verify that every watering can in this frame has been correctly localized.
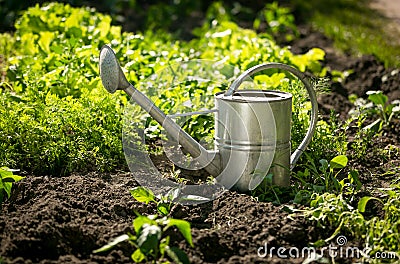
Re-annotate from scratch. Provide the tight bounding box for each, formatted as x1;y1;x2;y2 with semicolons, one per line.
99;45;318;192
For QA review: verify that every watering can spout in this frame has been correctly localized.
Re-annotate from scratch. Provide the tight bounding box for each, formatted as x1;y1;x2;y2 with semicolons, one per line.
99;45;222;177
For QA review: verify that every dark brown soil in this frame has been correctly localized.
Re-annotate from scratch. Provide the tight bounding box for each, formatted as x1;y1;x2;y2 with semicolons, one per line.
1;27;400;264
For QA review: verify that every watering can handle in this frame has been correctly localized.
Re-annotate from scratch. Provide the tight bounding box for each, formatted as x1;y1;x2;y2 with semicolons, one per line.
224;63;318;169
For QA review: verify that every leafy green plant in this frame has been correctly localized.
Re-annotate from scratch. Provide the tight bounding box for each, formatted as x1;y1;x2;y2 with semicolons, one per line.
0;167;24;211
96;186;200;262
345;110;375;160
94;213;193;263
291;154;362;205
296;155;346;191
301;112;348;165
346;91;399;161
130;185;210;216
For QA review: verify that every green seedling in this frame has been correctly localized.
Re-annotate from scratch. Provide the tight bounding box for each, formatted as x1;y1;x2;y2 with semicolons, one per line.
318;155;348;192
130;186;210;216
364;91;400;131
0;167;24;212
94;213;193;264
130;186;180;216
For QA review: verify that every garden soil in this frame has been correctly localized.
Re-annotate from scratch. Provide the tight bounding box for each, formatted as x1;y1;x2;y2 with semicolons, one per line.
1;26;400;264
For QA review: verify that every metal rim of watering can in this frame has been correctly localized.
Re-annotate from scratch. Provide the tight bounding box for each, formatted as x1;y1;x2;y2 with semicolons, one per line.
224;62;318;169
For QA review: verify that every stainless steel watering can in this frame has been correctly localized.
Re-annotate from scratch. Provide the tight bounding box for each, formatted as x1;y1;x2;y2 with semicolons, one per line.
99;45;318;192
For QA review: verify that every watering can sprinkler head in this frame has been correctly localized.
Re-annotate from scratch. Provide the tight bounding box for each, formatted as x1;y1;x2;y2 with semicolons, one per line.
99;45;130;93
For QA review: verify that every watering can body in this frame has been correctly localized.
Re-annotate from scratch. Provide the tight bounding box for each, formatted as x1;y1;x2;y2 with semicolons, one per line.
215;90;292;191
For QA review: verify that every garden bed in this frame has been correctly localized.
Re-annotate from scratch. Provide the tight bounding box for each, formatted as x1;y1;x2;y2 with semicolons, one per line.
1;21;399;263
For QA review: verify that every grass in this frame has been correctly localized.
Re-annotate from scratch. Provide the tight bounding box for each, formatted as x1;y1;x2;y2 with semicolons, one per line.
292;0;400;67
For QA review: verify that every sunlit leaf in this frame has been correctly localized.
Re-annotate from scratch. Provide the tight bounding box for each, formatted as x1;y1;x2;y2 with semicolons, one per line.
131;248;145;262
92;234;130;253
130;187;156;204
38;31;55;53
133;215;156;234
367;90;387;106
157;203;170;216
329;155;348;169
165;219;193;247
165;246;190;264
358;196;382;213
137;224;161;254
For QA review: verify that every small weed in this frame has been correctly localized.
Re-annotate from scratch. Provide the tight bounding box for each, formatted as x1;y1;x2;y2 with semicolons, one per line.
291;154;362;206
252;173;294;204
295;154;350;192
94;213;193;264
166;165;187;185
346;91;400;161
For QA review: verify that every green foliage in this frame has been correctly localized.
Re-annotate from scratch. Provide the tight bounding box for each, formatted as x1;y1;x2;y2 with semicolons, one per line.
94;213;193;263
0;2;326;176
293;154;361;196
0;3;129;175
345;91;400;161
130;186;210;216
253;2;299;42
253;153;361;205
0;167;24;211
320;112;348;153
8;2;121;97
296;184;400;260
193;19;325;74
99;185;197;262
0;91;126;175
357;196;382;213
251;173;293;204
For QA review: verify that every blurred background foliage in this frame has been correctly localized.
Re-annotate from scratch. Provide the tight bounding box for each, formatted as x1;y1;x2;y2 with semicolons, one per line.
3;0;399;67
1;0;278;36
